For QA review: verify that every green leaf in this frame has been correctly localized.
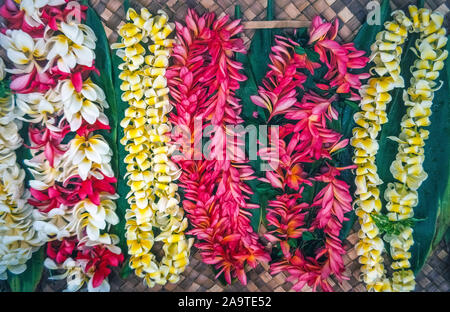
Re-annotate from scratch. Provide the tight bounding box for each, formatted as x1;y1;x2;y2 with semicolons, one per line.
119;256;133;279
372;213;424;236
288;238;298;248
8;247;44;292
302;232;315;242
111;43;130;259
431;39;450;249
124;0;130;13
294;46;306;55
235;0;282;232
432;175;450;249
445;228;450;246
343;100;359;111
352;0;391;56
246;0;283;87
305;48;320;63
85;5;127;255
234;5;241;19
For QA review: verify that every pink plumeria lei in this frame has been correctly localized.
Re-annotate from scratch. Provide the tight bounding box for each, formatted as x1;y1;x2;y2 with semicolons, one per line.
251;17;369;291
167;9;270;285
0;0;123;291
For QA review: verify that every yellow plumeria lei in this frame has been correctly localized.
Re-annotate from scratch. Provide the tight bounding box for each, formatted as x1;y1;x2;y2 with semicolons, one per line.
0;57;45;280
351;5;448;292
113;8;193;288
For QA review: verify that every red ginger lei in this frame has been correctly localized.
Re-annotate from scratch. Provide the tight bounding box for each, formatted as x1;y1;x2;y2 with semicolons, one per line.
167;9;270;285
252;32;367;291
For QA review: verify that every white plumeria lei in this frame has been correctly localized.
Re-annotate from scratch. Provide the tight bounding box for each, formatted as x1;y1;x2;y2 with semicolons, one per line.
0;0;122;291
351;6;448;292
0;57;46;280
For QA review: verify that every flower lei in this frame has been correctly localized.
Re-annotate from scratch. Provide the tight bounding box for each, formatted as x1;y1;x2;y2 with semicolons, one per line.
0;0;123;291
251;17;369;291
0;57;45;280
351;5;448;292
113;8;193;287
167;9;270;285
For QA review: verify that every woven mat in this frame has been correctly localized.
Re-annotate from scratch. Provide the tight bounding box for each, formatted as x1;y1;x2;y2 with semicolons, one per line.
3;0;450;292
92;0;450;45
34;0;449;293
35;222;449;292
87;0;448;293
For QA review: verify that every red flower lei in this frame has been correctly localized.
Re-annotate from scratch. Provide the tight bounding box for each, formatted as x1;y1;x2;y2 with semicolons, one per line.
167;9;270;285
252;17;369;291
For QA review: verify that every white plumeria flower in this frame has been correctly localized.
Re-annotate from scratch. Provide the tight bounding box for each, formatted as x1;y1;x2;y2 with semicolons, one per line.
65;134;113;180
19;0;66;27
0;93;21;125
46;23;97;73
0;67;47;279
0;29;46;73
79;234;122;255
24;154;64;187
44;257;88;292
0;163;26;199
68;194;119;241
15;92;61;124
58;78;109;130
0;123;22;156
87;278;110;292
0;171;44;278
33;208;72;241
62;162;115;185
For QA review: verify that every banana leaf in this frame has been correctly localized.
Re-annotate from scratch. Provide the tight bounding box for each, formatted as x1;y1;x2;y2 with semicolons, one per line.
411;35;450;270
431;42;450;250
432;167;450;250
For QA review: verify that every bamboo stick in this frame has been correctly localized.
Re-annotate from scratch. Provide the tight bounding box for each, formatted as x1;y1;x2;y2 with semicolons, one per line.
242;20;310;29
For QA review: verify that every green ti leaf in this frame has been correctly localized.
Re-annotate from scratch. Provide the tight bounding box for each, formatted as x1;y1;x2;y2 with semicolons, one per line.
85;4;127;257
371;213;425;236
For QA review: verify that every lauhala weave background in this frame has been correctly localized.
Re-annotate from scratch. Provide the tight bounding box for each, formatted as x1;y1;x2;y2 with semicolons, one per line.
3;0;449;292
